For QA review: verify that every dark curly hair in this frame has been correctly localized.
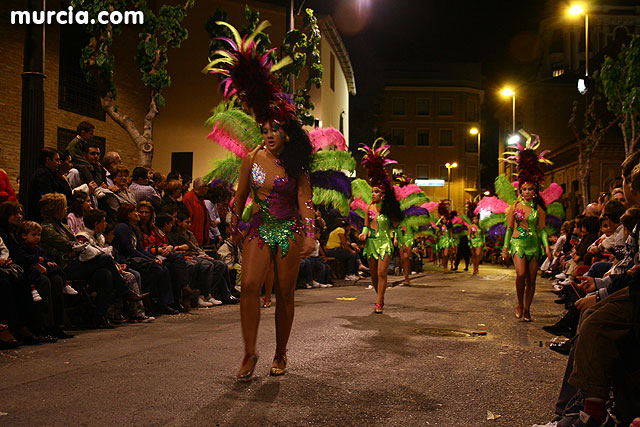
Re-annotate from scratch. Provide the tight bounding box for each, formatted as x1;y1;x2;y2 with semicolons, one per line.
280;120;312;179
380;182;403;224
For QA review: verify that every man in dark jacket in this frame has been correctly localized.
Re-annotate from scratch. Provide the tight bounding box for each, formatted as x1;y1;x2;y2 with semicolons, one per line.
27;148;61;221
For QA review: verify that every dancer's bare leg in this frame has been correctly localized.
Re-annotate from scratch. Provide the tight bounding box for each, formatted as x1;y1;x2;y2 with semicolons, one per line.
263;265;274;306
240;239;272;357
523;257;539;320
272;236;302;369
376;255;391;307
400;246;411;283
369;257;379;292
441;248;449;273
512;254;526;318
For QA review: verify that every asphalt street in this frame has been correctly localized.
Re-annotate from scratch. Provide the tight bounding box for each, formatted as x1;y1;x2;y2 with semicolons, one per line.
0;264;567;426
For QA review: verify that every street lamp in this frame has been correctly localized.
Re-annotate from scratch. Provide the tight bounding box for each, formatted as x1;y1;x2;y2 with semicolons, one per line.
469;127;481;192
445;162;458;201
501;88;516;136
568;4;589;94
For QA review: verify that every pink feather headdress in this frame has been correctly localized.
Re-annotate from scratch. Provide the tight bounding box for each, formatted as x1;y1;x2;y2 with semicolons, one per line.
308;127;347;153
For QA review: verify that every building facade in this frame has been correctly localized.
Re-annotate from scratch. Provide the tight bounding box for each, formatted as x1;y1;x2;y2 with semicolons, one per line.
376;64;484;211
0;0;354;188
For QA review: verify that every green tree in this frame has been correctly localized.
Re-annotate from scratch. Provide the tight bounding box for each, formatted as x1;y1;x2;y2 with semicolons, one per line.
205;5;322;126
71;0;194;167
569;95;617;209
597;34;640;156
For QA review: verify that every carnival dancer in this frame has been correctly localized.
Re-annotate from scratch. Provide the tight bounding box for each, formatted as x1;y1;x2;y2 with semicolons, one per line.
501;132;552;322
467;202;485;274
436;200;454;273
205;21;316;379
393;174;430;285
357;140;403;314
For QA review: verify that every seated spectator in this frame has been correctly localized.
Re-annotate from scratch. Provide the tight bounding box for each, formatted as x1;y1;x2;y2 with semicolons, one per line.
152;172;166;197
58;150;77;199
303;238;332;288
160;179;189;219
0;234;42;347
77;209;154;323
611;187;626;207
111;203;178;315
0;167;17;203
183;177;211;247
102;166;136;224
65;120;94;176
27;148;62;221
102;151;122;188
129;167;160;209
137;202;193;312
39;193;144;328
205;184;231;247
217;228;242;292
168;212;239;305
13;220;74;339
0;201;24;255
76;142;106;189
325;220;360;281
167;170;182;183
67;190;91;235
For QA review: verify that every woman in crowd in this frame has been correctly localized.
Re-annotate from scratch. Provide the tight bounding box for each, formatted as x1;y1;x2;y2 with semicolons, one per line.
112;203;178;315
38;193;144;328
501;141;551;322
357;141;403;314
67;190;91;234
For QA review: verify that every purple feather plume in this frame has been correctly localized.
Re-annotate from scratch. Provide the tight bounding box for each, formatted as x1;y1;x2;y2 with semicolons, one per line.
346;210;364;231
546;215;562;230
488;223;506;241
403;206;430;217
310;170;352;197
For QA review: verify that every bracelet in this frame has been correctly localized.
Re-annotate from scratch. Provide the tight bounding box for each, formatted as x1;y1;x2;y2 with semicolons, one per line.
303;217;316;238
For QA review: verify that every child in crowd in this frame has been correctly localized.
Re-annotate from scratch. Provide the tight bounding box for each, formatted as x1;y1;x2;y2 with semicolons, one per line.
14;221;76;299
67;190;91;235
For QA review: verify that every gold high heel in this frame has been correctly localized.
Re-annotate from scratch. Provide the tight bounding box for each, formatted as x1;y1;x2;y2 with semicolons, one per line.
269;351;287;376
237;353;258;380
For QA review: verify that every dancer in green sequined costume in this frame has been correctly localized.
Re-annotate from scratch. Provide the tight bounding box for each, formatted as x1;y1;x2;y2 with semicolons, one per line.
500;132;552;322
357;140;403;314
436;200;454;273
468;216;485;274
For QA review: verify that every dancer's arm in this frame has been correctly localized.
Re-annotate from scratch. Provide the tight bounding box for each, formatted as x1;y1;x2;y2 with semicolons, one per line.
538;205;551;259
502;203;514;259
298;171;316;257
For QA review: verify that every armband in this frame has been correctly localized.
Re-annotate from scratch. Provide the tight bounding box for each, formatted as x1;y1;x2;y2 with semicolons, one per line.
303;217;316;238
503;226;513;250
362;226;370;237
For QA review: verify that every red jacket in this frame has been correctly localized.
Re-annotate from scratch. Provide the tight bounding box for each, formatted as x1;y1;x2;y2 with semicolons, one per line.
182;190;210;246
0;169;17;203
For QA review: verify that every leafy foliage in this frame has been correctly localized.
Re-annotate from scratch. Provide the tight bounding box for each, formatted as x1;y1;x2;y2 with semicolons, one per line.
596;34;640;156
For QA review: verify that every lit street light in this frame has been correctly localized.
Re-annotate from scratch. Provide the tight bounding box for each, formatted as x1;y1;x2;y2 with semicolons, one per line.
469;127;481;193
508;134;521;145
445;162;458;201
501;88;516;136
568;3;589;94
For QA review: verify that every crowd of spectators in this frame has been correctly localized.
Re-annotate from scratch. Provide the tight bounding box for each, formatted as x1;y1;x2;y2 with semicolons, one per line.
532;150;640;427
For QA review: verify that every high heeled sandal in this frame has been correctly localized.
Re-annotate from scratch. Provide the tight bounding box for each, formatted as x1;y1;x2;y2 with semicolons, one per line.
522;310;532;322
237;353;258;380
269;351;287;376
262;297;271;308
514;306;523;319
374;303;384;314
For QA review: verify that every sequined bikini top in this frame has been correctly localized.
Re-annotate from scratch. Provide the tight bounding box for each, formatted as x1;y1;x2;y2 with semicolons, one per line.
250;157;299;222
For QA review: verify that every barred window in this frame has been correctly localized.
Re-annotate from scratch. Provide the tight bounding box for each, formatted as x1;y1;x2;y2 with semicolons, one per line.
58;24;105;121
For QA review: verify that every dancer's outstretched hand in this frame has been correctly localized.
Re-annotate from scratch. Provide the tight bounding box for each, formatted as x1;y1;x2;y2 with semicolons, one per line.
300;236;315;257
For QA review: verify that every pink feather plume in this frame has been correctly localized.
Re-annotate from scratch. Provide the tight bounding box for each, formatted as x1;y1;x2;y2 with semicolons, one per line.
350;199;368;212
421;201;439;213
541;183;563;205
308;127;347;153
476;196;508;214
207;124;250;158
393;184;421;201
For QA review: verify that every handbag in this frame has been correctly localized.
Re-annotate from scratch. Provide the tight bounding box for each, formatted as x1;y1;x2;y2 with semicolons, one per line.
78;244;105;262
0;263;24;281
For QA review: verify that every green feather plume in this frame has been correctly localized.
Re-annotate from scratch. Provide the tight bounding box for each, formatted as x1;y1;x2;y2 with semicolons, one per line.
547;202;565;220
494;174;517;205
205;105;262;151
203;155;242;185
311;150;356;172
312;188;350;215
480;213;506;231
399;192;429;211
400;215;430;230
351;179;372;204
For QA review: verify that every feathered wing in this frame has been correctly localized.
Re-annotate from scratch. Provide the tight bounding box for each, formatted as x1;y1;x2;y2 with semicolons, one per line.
540;183;564;206
309;127;347;152
350;179;372;220
203;156;243;187
494;174;517;205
